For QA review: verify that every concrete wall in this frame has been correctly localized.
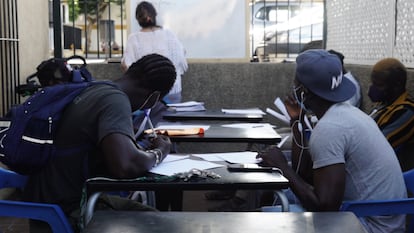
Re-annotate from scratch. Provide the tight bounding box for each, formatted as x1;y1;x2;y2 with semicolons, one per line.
87;61;414;154
87;62;414;116
17;0;50;81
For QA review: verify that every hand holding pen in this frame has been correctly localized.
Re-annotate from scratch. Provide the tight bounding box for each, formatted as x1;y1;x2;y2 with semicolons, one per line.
144;109;158;138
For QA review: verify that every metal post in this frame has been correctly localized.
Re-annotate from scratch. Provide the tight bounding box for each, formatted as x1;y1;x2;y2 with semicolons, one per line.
53;0;62;58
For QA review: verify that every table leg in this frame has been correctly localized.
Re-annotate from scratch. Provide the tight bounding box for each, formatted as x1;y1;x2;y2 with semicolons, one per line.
146;191;156;207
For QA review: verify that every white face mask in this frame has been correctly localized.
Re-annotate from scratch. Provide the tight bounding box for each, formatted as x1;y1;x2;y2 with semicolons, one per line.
293;85;308;112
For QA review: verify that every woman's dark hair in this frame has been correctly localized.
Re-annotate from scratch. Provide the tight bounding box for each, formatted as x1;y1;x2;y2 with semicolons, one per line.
135;1;158;28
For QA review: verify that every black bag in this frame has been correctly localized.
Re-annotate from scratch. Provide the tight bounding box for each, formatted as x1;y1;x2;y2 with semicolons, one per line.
16;55;94;96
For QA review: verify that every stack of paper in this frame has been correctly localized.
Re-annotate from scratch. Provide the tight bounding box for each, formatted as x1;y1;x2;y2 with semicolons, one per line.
167;101;206;112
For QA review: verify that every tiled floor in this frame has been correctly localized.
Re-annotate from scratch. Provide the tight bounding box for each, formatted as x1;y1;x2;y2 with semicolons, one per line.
0;217;29;233
0;188;30;233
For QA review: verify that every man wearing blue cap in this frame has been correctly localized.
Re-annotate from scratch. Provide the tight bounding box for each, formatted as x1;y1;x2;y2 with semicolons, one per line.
258;49;406;233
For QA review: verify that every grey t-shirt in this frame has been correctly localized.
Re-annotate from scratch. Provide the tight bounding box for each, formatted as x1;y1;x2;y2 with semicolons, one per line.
309;102;406;233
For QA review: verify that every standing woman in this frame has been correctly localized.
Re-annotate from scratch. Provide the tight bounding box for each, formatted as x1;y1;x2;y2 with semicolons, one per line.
122;1;188;125
121;1;187;212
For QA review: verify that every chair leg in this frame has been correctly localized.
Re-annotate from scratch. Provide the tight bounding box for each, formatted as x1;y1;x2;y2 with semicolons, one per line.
274;190;289;212
84;192;102;226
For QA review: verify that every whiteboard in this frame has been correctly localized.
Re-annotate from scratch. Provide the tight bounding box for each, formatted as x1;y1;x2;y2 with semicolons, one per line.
129;0;248;60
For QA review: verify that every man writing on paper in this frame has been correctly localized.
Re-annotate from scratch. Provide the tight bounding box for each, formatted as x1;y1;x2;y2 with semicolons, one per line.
258;49;406;233
23;54;175;232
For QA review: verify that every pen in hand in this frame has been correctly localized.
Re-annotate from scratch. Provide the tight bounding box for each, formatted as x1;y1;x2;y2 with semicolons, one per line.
277;136;290;148
145;109;157;138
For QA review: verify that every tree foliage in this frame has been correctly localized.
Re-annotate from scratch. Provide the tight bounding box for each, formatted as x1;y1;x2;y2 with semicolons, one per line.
67;0;124;22
66;0;125;51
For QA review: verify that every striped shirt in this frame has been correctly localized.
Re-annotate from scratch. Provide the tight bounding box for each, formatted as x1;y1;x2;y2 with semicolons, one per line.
371;92;414;171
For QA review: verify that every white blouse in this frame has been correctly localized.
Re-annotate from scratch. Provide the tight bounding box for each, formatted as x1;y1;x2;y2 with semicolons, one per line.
122;29;188;95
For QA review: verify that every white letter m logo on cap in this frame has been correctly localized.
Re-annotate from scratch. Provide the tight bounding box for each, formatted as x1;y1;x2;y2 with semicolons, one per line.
331;71;343;90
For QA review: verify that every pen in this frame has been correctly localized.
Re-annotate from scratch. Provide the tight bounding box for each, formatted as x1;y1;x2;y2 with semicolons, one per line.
277;135;290;148
145;109;157;138
369;109;378;117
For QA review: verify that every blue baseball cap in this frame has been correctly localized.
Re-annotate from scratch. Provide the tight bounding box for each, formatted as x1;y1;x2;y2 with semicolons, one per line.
295;49;356;103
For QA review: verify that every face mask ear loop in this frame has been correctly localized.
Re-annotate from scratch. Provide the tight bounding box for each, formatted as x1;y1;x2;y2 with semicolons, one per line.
137;91;160;111
291;91;309;174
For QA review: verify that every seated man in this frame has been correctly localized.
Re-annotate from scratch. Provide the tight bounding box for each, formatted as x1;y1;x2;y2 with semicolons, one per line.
259;49;407;233
22;54;177;232
368;58;414;171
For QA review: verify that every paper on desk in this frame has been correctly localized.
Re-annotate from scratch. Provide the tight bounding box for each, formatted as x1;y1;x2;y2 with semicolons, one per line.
167;101;204;107
192;151;260;164
162;154;190;163
173;105;206;112
167;101;206;112
221;123;274;129
150;159;224;176
221;108;266;115
219;151;260;164
191;153;224;161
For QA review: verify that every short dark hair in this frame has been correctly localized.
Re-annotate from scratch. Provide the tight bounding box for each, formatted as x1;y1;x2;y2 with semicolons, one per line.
328;49;346;73
125;54;176;97
135;1;157;28
372;58;407;89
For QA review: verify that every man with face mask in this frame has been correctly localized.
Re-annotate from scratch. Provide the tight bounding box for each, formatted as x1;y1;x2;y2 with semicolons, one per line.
368;58;414;172
23;54;176;232
258;49;406;233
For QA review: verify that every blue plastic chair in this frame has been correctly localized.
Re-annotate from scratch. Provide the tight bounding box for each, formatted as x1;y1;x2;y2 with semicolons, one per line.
0;166;74;233
341;169;414;233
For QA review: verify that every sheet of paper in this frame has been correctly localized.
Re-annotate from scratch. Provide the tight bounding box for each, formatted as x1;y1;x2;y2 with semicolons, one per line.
266;107;289;125
221;108;266;115
221;123;274;129
191;153;225;161
167;101;204;107
192;151;261;164
173;105;206;112
150;159;224;176
216;151;261;164
274;97;291;121
162;154;190;163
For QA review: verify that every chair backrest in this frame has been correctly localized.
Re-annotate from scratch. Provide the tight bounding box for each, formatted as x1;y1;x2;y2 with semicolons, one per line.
404;168;414;195
341;169;414;233
0;167;74;233
0;165;27;189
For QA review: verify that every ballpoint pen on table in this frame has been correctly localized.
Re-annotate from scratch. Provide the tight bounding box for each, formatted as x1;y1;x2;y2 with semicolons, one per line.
145;109;157;138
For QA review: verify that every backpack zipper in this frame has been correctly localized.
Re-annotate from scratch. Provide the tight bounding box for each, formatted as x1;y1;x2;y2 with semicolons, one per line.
48;117;52;133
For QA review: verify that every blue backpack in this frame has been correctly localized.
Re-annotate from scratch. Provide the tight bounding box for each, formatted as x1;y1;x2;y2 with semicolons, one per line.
0;57;110;175
0;82;107;175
